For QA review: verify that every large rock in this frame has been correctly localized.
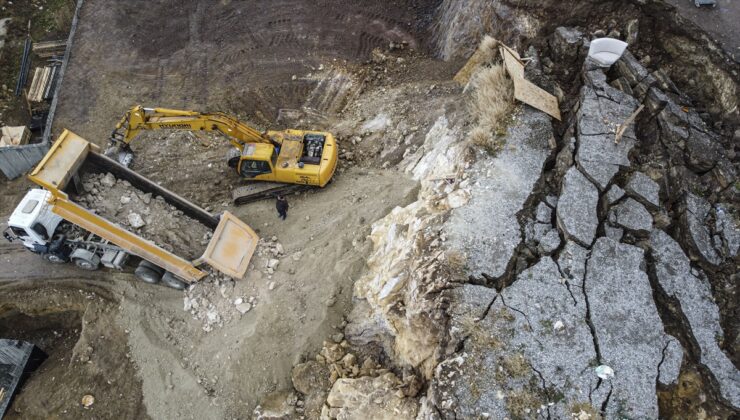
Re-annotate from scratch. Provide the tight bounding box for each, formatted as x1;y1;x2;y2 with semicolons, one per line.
681;193;722;265
557;167;599;247
551;27;586;65
611;198;653;233
292;361;331;395
575;84;638;190
586;238;675;418
324;374;418;419
650;230;740;407
625;172;660;208
715;203;740;258
425;258;598;418
447;107;552;278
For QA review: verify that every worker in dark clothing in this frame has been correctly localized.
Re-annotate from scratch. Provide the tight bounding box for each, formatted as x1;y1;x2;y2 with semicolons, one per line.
276;195;289;220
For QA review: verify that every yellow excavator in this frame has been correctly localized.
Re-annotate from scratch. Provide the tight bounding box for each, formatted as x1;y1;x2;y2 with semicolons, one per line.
105;106;338;204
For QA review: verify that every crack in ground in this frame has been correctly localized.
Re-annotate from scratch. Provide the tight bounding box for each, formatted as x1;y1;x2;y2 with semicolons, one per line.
476;294;499;322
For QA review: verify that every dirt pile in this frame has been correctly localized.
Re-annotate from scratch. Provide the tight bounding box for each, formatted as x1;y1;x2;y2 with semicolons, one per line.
77;172;211;259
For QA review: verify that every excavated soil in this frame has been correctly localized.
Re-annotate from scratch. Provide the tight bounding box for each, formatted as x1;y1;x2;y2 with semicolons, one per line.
76;171;211;259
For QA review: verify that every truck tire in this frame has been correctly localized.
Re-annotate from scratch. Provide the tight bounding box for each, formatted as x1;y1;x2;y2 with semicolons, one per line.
135;260;164;284
71;249;100;271
43;253;67;264
161;272;188;290
135;266;161;284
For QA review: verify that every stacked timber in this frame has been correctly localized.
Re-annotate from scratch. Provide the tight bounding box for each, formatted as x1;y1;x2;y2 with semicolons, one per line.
27;64;60;102
32;39;66;58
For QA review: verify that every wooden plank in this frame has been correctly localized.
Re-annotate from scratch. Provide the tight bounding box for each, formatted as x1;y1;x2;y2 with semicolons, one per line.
501;45;562;121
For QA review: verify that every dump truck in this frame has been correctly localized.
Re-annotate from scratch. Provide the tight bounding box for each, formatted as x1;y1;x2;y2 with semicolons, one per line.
105;106;339;204
3;130;258;289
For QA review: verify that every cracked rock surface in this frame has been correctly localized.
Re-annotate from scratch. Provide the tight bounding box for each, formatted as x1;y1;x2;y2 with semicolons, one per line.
650;230;740;407
557;166;599;247
585;237;677;419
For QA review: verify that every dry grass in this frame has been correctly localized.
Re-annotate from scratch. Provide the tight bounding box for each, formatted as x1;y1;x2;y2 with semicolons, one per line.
468;63;515;155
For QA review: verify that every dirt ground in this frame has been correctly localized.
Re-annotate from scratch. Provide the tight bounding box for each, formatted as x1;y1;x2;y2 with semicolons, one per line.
0;0;445;417
665;0;739;62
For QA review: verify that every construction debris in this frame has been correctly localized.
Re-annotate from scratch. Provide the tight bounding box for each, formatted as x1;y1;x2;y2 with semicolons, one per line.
0;126;30;147
77;172;212;259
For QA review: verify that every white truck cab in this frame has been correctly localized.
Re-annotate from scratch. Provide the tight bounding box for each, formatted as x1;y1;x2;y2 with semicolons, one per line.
6;189;63;249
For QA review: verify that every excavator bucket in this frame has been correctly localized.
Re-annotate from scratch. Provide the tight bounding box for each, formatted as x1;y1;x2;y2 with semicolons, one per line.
199;211;258;278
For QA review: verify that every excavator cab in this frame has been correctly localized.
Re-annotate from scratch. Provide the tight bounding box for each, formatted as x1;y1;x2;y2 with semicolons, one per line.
237;143;279;181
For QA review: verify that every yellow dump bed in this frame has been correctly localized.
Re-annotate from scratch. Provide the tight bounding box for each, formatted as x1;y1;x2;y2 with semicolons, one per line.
28;130;258;282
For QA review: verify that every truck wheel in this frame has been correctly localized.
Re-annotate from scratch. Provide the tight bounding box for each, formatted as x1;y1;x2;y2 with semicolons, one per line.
43;253;67;264
135;260;163;284
135;266;161;284
71;249;100;271
162;272;188;290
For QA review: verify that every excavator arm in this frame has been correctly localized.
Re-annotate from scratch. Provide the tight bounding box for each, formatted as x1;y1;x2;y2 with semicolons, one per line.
106;105;277;165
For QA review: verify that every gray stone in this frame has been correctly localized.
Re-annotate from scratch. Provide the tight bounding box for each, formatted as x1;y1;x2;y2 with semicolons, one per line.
442;284;497;352
557;167;599;247
426;258;598;418
101;172;117;188
682;193;722;265
551;27;586;65
535;201;552;223
544;195;558;208
604;224;624;241
537;229;561;255
650;230;740;406
606;185;625;204
715;204;739;257
625;172;660;208
557;241;589;285
447;108;552;278
575;85;638;189
586;238;670;418
612;198;653;233
127;213;146;228
615;51;652;88
658;337;684;386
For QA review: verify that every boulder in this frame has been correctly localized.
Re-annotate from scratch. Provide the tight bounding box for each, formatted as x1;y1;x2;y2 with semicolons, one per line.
324;374;418;419
292;361;331;395
625;172;660;208
650;230;740;406
611;198;653;233
557;167;599;247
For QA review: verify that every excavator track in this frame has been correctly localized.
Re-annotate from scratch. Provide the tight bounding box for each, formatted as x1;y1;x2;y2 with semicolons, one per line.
231;182;313;205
